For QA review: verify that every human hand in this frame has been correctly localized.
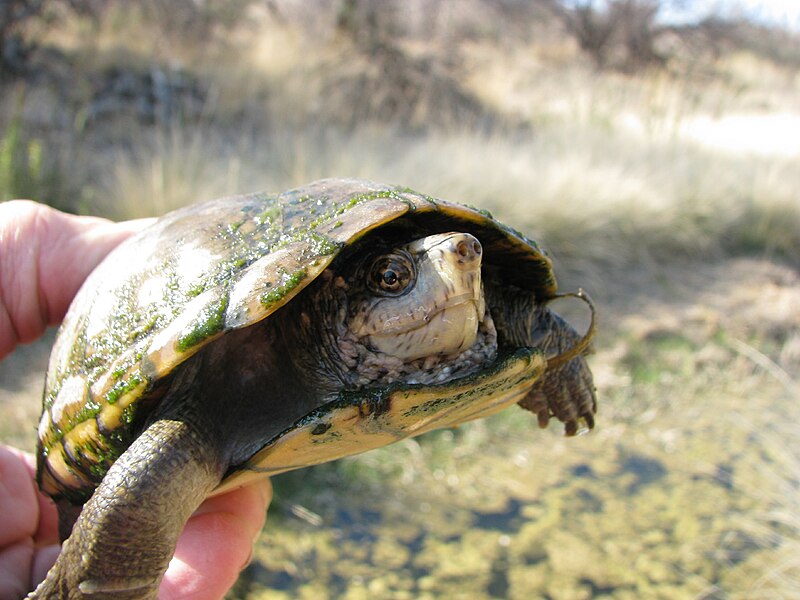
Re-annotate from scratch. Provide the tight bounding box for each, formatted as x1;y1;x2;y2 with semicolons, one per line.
0;201;272;599
0;444;272;599
0;444;60;599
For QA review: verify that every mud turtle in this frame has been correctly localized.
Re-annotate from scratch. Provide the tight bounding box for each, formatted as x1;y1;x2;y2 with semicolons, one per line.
31;179;596;598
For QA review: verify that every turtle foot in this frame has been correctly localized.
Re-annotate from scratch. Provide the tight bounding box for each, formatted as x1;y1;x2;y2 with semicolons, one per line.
518;352;597;436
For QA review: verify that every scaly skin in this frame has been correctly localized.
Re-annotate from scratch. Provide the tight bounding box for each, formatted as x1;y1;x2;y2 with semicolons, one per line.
28;418;224;599
519;306;596;435
486;285;596;435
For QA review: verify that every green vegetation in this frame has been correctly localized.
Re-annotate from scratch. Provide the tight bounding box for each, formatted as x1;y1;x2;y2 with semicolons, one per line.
103;371;143;405
1;1;798;598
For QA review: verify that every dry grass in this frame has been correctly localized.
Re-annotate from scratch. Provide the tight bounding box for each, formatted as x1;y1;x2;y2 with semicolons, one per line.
16;8;794;268
3;10;798;276
97;114;800;283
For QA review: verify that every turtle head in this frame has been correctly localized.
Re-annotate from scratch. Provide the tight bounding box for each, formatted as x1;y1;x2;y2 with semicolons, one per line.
318;230;499;389
347;232;486;362
336;228;597;437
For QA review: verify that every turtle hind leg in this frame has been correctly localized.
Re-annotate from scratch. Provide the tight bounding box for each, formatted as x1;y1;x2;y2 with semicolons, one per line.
29;418;225;600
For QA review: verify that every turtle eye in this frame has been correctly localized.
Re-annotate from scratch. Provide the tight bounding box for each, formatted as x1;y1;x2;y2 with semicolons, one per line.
367;252;415;296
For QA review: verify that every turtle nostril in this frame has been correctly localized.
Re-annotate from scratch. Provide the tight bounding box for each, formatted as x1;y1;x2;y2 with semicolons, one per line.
454;235;482;264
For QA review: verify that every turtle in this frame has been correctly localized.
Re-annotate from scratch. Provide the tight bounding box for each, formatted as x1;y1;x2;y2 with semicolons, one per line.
30;178;596;599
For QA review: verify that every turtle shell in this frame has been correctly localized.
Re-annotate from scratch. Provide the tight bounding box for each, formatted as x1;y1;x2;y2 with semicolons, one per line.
37;178;555;501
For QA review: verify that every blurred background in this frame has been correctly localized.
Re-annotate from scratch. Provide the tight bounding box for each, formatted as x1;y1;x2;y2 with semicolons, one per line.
1;1;799;598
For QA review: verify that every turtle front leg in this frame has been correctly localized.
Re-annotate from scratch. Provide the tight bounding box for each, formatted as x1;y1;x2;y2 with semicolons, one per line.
486;286;597;435
29;418;225;600
518;305;597;435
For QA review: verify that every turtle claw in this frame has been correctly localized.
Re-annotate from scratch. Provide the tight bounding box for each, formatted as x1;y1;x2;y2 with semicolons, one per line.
537;407;551;429
563;407;596;437
582;411;595;431
564;419;579;436
518;352;597;436
565;412;595;437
